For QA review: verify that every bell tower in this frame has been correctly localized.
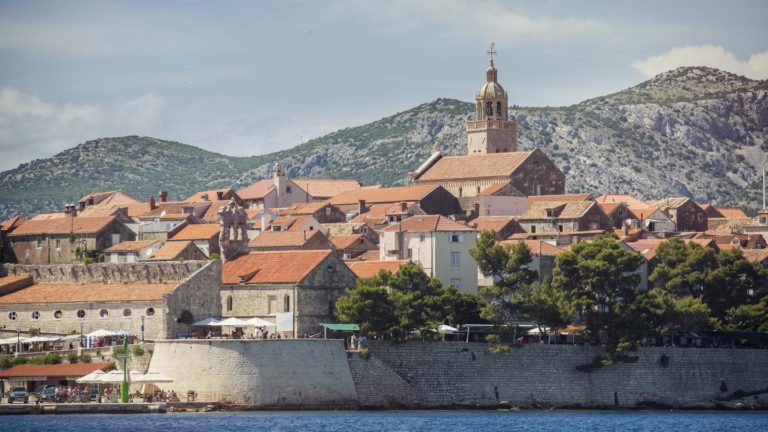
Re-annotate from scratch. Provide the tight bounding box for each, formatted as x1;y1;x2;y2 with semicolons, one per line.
466;43;518;154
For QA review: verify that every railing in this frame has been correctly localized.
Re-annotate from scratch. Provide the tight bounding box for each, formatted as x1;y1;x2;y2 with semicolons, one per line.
467;120;517;131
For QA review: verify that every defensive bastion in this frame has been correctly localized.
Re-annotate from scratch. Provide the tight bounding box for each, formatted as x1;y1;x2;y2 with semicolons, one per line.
147;339;768;409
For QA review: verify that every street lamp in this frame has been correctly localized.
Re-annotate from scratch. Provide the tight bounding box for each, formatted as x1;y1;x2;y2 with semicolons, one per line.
141;315;145;342
80;322;84;348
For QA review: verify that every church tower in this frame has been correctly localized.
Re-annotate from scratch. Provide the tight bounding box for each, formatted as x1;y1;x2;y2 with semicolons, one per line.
466;43;518;154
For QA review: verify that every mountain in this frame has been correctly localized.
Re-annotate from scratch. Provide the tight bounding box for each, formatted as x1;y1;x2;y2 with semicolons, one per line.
1;66;767;220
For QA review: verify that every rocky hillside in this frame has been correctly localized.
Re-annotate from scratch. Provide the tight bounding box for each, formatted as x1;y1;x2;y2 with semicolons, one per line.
0;66;766;220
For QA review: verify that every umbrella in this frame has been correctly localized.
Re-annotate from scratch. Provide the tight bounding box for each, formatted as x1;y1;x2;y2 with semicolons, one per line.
438;324;458;333
211;317;249;327
98;369;143;383
246;317;276;327
0;337;27;345
61;334;81;341
192;317;220;327
76;370;108;384
135;372;173;383
25;336;60;343
113;329;133;336
86;329;117;338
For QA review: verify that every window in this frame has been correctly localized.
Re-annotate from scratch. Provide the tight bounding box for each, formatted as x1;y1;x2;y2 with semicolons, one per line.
126;253;136;263
99;309;109;318
36;239;43;249
122;308;132;317
284;295;290;312
54;310;63;319
55;239;61;250
407;248;413;259
450;278;461;288
496;101;502;117
110;253;119;263
31;311;40;320
530;226;536;233
450;234;463;243
111;234;120;246
546;210;554;217
286;186;292;194
8;311;16;321
146;307;155;317
477;186;481;194
485;102;493;117
589;223;599;230
77;309;86;319
458;187;463;197
558;225;564;232
226;295;233;312
451;252;461;266
419;234;425;242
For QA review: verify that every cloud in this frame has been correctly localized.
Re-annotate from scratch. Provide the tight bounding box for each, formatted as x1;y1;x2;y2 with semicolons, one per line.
0;88;166;170
329;0;610;43
633;45;768;79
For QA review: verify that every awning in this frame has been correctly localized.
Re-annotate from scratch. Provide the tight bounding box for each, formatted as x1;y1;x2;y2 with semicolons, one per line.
0;362;112;379
134;372;173;383
321;323;360;331
76;370;108;384
438;324;459;333
86;329;117;338
246;317;276;327
192;317;220;327
210;317;250;327
98;369;143;383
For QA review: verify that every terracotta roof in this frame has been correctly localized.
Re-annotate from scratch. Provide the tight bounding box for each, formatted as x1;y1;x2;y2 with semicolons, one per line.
595;194;648;208
519;201;595;220
347;260;409;278
137;201;210;218
185;188;234;203
382;215;474;232
716;208;748;219
10;216;115;236
1;215;25;232
104;240;160;253
500;240;564;256
330;185;437;206
199;200;231;223
275;201;332;216
0;282;178;304
350;204;389;224
247;230;328;249
79;191;140;206
596;202;623;215
0;274;32;291
222;250;335;284
150;241;200;260
469;216;517;233
648;197;692;210
271;215;317;232
528;193;592;203
158;213;192;221
120;202;153;217
169;224;220;240
356;250;380;261
329;234;371;250
742;249;768;264
628;207;668;221
29;213;66;221
478;182;509;196
238;179;275;201
414;151;534;181
624;238;716;261
292;179;361;198
0;363;113;379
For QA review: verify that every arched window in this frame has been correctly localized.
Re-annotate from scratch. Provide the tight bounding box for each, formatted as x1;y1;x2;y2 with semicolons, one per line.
485;102;493;118
284;295;290;312
458;187;463;197
497;101;502;117
146;307;155;317
226;295;233;312
122;308;132;317
477;186;481;194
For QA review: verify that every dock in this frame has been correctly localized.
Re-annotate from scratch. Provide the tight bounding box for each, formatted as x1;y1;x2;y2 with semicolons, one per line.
0;402;167;415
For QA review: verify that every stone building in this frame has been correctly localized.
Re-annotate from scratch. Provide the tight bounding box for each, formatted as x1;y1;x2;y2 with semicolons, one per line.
329;185;462;216
1;216;25;263
648;197;708;232
8;215;135;265
379;215;477;293
329;234;378;260
104;240;163;263
149;240;207;261
220;250;356;337
167;224;221;257
0;261;221;340
247;230;332;252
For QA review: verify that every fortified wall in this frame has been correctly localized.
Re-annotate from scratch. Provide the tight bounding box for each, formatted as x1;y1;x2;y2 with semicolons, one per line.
1;261;209;284
147;340;768;409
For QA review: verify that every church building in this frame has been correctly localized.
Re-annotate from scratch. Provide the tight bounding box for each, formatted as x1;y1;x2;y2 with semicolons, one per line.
411;46;565;212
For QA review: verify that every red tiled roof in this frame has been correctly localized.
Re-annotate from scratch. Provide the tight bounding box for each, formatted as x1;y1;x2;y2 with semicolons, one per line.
185;188;234;203
247;230;328;248
0;363;112;379
716;208;748;219
469;216;517;233
596;194;648;208
356;250;380;261
238;179;275;201
0;274;32;291
1;216;26;232
104;240;160;253
478;182;508;196
150;241;202;260
742;249;768;263
0;283;177;304
170;224;220;240
624;238;716;261
527;193;592;203
10;217;115;236
222;250;335;284
381;215;474;232
330;185;436;206
199;200;231;223
500;240;564;256
275;201;332;216
79;191;140;206
346;260;409;278
414;151;534;181
29;213;66;221
519;201;595;220
137;201;211;218
329;234;371;250
596;202;622;215
292;179;361;198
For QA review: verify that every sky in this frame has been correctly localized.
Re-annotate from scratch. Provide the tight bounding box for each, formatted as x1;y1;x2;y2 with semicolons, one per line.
0;0;767;171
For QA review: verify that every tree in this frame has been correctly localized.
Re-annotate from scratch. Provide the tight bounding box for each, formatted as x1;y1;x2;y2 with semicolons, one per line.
722;297;768;331
518;278;574;339
650;238;717;297
445;291;486;326
553;234;646;358
335;278;397;338
470;231;538;326
645;288;712;335
704;248;767;319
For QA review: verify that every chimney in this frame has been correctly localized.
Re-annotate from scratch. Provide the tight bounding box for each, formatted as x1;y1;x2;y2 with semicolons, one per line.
64;204;77;218
400;202;408;212
473;202;480;217
149;196;157;210
79;201;86;211
217;191;224;200
261;213;269;232
358;199;366;214
622;221;629;237
159;191;168;203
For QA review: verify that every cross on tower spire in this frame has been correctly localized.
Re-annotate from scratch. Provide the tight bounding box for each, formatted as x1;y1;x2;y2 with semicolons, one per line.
487;42;497;66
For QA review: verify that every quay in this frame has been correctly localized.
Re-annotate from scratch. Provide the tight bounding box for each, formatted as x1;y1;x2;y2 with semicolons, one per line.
0;402;167;415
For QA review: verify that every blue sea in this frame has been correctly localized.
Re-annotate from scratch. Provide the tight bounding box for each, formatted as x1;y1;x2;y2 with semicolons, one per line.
1;410;767;432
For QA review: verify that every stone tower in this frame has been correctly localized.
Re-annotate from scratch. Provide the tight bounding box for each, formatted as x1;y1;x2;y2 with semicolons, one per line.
218;199;249;261
466;45;518;154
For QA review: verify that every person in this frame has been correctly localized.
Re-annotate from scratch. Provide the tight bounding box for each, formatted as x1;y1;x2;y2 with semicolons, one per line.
205;330;212;339
350;333;358;350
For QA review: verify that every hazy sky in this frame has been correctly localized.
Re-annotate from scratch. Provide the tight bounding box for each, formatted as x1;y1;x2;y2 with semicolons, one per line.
1;0;766;170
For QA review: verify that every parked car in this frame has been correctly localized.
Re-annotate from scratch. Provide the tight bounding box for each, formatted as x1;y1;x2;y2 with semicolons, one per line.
38;386;57;403
8;386;29;404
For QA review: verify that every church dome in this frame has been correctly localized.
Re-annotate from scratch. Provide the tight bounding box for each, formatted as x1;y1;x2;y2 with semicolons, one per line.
476;64;506;99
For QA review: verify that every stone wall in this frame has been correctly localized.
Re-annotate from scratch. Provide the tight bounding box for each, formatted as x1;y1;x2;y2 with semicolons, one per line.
147;339;358;407
359;341;768;409
2;261;209;284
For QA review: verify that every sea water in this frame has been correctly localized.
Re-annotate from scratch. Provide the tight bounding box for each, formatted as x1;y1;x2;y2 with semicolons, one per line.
1;410;767;432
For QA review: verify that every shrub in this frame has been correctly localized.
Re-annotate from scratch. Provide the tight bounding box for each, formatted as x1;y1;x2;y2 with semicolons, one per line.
66;353;79;364
132;346;145;356
79;353;92;364
113;346;128;356
28;328;41;337
29;353;62;365
358;348;370;360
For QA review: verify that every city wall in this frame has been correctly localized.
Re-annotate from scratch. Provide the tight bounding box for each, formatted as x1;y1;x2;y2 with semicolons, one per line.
147;339;768;409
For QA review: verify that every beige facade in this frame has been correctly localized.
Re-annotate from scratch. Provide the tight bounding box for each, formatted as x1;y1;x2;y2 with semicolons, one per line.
467;56;518;154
